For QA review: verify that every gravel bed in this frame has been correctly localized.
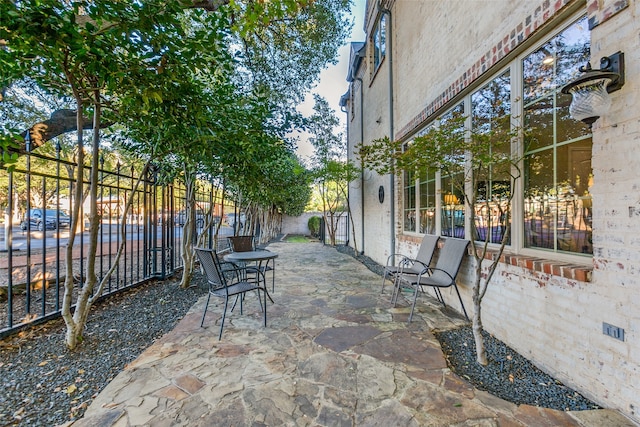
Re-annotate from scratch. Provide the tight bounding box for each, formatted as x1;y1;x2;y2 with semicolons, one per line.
0;274;207;426
336;244;600;412
435;326;600;411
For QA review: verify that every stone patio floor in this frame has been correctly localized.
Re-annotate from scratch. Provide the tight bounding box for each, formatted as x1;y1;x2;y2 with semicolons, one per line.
70;241;635;426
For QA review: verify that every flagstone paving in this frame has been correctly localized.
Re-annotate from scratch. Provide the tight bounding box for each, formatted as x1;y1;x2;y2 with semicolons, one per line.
70;241;634;426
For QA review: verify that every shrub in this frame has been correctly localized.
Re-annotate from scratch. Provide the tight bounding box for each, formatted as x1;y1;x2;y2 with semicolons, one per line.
308;216;321;238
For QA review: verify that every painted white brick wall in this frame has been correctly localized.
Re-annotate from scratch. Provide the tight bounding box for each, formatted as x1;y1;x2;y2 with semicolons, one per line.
351;0;640;421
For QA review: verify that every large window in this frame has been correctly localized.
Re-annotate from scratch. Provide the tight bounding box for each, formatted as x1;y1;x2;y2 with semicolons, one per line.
402;15;592;257
372;15;386;72
522;16;592;254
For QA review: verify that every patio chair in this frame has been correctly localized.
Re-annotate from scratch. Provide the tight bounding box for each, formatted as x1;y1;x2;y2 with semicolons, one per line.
393;237;470;322
194;247;267;340
228;235;255;252
228;235;276;293
381;234;440;294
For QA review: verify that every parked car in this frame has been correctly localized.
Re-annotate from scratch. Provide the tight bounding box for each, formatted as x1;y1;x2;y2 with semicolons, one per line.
225;213;246;228
20;208;71;231
176;210;219;228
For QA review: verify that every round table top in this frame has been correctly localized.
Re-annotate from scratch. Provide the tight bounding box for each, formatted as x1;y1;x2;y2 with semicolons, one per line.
224;250;278;263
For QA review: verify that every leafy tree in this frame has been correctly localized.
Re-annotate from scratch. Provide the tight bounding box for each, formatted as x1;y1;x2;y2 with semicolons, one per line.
308;95;360;248
0;0;352;350
0;0;227;348
359;112;522;366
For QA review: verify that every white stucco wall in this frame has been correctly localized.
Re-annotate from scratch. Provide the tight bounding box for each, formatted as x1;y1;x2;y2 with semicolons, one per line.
280;212;321;236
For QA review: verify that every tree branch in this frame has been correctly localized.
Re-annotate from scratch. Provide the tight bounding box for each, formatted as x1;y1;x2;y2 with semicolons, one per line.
14;109;111;154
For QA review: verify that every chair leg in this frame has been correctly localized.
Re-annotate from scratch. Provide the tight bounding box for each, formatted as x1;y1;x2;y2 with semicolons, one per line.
271;265;275;293
408;284;420;323
255;290;264;312
258;270;275;304
453;284;469;320
381;270;390;294
219;297;229;340
230;294;241;312
433;287;446;307
262;289;267;327
200;293;212;327
391;276;399;306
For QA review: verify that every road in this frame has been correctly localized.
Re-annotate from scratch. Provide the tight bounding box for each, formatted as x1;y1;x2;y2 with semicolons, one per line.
0;222;234;251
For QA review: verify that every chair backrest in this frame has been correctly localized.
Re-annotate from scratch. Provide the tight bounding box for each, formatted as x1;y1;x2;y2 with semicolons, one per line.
431;238;470;284
415;234;440;266
228;235;255;252
194;247;226;290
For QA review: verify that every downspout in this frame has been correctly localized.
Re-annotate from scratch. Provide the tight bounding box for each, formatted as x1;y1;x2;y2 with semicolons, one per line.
355;77;365;254
380;3;395;257
340;102;351;248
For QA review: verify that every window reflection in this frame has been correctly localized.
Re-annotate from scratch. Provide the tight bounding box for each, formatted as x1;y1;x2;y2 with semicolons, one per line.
404;169;416;232
471;70;511;244
419;169;436;234
440;104;466;238
523;16;592;255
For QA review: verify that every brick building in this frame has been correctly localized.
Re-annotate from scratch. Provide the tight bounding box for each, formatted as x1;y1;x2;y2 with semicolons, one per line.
341;0;639;422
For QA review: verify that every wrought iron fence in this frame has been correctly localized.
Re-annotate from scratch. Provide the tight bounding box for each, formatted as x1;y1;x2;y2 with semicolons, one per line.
0;148;221;338
320;213;349;246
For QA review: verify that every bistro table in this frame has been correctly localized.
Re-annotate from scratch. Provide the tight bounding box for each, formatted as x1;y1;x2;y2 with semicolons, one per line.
224;249;278;302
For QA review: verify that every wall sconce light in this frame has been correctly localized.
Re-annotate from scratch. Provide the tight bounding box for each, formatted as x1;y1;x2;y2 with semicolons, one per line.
561;51;625;127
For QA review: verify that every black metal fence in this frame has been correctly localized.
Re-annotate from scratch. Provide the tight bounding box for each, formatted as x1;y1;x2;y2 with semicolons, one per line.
0;148;222;338
320;213;349;246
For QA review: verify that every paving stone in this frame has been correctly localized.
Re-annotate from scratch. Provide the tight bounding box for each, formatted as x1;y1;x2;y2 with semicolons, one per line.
174;373;205;395
569;409;638;427
354;354;396;411
356;399;420;427
298;352;357;392
514;404;582;426
313;325;381;352
316;405;353;427
154;385;190;401
75;242;627;427
68;408;125;427
355;328;448;370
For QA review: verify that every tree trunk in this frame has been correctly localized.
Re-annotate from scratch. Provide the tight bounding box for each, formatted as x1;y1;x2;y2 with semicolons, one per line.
64;95;104;349
179;170;197;289
472;251;488;365
61;100;86;350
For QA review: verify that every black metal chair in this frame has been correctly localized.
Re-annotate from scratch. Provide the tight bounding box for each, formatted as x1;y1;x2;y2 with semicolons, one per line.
194;247;267;340
381;234;440;294
393;237;470;322
228;235;276;293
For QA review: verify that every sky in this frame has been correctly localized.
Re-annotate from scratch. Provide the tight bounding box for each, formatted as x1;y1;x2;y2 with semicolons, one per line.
295;0;366;161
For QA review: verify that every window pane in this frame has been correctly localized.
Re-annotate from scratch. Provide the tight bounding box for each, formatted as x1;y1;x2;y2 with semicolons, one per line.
524;141;592;253
441;175;465;238
419;169;436;234
380;15;386;59
522;16;592;255
523;17;590;104
404;170;416;232
373;30;380;68
472;71;511;244
373;16;386;70
440;104;465;238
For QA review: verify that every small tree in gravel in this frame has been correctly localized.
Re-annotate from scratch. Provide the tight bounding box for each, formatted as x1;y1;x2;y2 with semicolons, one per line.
359;111;524;366
308;95;361;250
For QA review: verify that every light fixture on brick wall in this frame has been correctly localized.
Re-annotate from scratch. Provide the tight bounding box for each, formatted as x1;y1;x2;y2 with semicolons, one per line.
561;51;625;127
